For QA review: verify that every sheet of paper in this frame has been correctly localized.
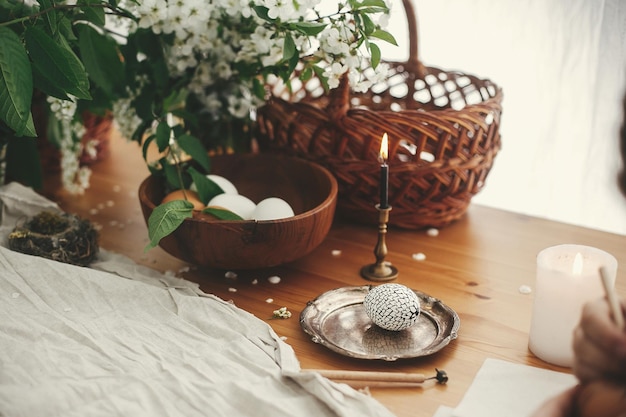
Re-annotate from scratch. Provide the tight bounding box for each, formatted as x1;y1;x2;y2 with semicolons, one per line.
451;358;577;417
432;406;455;417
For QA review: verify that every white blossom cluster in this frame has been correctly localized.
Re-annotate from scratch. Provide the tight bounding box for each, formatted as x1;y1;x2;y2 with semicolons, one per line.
46;97;91;194
115;0;391;124
111;96;142;142
111;76;149;142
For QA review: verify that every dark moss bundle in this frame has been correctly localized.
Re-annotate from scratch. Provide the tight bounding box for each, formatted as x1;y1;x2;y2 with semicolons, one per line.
8;211;99;266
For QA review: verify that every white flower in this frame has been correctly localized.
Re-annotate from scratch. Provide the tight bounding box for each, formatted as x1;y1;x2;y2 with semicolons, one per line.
136;0;167;31
202;92;223;117
272;306;292;319
83;139;99;159
324;62;348;89
263;0;298;20
46;0;390;196
367;62;391;84
47;96;77;121
215;61;233;80
227;94;253;120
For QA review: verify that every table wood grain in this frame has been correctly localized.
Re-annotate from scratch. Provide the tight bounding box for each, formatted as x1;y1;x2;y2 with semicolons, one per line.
42;131;626;417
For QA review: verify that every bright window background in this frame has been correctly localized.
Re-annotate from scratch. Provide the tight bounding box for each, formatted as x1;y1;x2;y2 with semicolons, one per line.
380;0;626;235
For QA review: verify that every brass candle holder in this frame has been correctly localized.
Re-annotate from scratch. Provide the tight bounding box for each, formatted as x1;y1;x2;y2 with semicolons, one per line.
360;204;398;281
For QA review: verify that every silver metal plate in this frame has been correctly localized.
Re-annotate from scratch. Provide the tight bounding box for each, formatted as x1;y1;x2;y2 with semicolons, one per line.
300;285;460;361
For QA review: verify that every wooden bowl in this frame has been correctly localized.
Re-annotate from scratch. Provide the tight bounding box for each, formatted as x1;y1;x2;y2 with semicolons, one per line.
138;153;338;270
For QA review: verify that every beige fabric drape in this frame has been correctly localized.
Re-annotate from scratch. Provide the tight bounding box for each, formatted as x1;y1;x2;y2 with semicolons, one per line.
0;183;395;417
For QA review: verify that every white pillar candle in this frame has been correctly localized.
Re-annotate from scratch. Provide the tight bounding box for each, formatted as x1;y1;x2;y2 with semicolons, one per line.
528;244;618;367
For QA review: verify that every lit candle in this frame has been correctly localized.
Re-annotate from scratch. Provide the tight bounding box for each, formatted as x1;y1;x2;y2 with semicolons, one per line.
379;133;389;209
528;244;618;367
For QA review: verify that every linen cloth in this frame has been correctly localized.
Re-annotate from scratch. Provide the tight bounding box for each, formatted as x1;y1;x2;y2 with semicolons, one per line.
0;183;395;417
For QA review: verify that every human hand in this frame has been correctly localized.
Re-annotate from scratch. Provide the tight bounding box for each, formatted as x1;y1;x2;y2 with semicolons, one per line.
575;379;626;417
530;386;578;417
573;297;626;383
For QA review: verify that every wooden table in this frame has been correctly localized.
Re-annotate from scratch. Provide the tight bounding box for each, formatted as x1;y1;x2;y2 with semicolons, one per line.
43;132;626;417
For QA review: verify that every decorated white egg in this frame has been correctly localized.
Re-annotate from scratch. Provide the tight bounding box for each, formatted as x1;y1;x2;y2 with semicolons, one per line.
363;284;421;331
251;197;295;220
190;174;238;194
207;194;256;219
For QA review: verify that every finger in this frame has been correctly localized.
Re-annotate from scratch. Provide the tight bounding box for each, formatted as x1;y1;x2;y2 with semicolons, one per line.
531;386;578;417
573;361;602;383
573;326;620;382
579;299;626;357
576;380;626;417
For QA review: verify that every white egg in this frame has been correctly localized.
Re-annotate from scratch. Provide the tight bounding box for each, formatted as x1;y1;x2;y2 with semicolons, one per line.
251;197;295;221
363;284;421;331
208;175;238;194
207;194;256;219
190;174;238;194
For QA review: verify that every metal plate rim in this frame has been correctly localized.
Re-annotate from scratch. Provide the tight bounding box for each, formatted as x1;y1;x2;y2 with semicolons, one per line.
300;285;460;361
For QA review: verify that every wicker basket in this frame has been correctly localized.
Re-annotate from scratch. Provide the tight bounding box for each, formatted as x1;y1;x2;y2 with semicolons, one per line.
257;0;503;229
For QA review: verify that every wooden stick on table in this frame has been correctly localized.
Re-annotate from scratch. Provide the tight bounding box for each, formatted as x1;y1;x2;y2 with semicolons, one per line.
307;368;448;388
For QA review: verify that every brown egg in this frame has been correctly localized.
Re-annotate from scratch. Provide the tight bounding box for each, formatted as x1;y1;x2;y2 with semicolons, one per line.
161;189;205;210
576;379;626;417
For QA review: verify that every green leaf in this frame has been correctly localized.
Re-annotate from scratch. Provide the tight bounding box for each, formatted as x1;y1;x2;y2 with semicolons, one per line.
31;64;71;100
369;29;398;46
369;42;381;69
132;88;156;121
144;200;193;251
283;32;296;61
252;77;265;100
177;134;211;172
253;6;273;22
352;0;388;9
141;133;155;162
0;27;36;137
25;27;92;100
202;207;243;221
163;88;188;112
170;108;197;127
312;65;329;91
286;44;300;77
361;13;375;35
130;29;169;89
77;24;125;98
162;158;181;189
36;0;57;35
132;118;152;143
290;21;327;36
189;166;224;205
79;3;106;26
352;7;387;14
58;15;77;42
299;66;313;82
155;121;171;152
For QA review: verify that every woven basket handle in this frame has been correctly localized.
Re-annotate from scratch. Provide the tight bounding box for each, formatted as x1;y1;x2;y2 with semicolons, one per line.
328;0;426;118
402;0;424;76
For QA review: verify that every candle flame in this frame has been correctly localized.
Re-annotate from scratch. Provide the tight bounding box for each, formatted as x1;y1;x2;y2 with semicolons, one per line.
379;133;388;162
572;252;583;275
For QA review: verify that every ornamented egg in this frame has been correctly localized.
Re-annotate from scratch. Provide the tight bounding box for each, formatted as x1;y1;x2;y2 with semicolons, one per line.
363;284;421;331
